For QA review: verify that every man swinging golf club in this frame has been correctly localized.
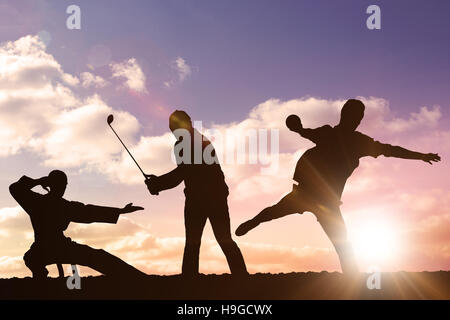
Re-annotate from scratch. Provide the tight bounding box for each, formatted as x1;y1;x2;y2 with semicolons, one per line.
235;99;441;274
145;110;248;276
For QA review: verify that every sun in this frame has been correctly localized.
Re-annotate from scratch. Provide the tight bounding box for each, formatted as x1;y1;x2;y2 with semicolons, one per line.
351;219;400;265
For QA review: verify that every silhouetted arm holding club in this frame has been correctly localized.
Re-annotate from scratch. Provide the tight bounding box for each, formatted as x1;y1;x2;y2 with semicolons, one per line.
145;166;184;195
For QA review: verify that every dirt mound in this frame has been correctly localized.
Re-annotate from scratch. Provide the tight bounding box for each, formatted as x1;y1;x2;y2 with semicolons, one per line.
1;272;448;300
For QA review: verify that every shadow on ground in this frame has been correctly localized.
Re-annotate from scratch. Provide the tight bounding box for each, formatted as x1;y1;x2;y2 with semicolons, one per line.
1;272;448;300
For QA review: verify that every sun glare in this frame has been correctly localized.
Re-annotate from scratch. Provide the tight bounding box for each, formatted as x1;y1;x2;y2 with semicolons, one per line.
351;219;400;265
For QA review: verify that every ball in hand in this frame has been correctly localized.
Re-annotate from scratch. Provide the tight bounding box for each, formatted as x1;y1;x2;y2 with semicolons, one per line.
286;114;302;132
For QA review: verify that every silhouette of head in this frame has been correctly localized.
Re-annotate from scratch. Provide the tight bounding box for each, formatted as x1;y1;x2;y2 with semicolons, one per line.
169;110;193;132
47;170;67;198
339;99;365;131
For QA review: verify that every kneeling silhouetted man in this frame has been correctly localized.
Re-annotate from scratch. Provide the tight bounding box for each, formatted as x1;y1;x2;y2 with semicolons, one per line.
145;110;248;276
9;170;146;279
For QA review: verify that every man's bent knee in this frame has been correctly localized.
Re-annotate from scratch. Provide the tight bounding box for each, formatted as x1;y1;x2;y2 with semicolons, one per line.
24;251;48;278
23;251;32;268
23;249;40;268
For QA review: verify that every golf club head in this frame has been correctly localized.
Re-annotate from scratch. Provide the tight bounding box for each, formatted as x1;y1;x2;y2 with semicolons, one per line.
107;114;114;125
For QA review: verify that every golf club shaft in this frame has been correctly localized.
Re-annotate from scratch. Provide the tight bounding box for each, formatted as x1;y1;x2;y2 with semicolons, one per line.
108;124;146;178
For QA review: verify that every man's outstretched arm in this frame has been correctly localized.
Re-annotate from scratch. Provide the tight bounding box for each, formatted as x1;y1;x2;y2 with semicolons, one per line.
68;201;144;224
380;144;441;164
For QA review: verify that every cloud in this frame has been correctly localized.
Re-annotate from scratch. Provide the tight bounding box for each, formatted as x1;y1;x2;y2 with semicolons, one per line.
100;133;175;184
110;58;147;93
0;256;27;278
414;213;450;246
0;35;80;156
0;206;34;261
401;212;450;270
1;37;442;188
0;35;79;89
0;35;141;174
238;97;442;138
174;57;191;81
80;72;108;88
164;56;192;88
41;95;140;168
2;194;448;277
388;106;442;133
239;242;336;273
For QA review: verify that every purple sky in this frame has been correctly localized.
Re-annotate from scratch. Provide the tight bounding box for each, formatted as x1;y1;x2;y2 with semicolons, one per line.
2;0;449;133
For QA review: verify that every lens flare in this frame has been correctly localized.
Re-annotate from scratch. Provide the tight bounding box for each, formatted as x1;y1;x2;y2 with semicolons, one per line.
351;219;400;265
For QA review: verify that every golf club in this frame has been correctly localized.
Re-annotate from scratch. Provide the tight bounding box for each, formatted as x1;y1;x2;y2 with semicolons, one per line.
107;114;159;195
107;114;146;177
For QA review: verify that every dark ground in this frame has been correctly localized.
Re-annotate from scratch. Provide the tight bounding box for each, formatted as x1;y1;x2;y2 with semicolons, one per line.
0;272;448;300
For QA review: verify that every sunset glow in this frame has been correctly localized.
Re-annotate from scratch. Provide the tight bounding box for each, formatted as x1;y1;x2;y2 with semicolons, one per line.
0;1;449;279
352;218;400;266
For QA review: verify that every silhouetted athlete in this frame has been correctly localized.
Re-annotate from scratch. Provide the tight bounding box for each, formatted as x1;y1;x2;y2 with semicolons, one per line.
145;110;248;276
9;170;146;279
236;99;441;274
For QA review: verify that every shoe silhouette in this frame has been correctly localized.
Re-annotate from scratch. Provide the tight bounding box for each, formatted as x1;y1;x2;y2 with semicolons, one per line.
235;219;259;237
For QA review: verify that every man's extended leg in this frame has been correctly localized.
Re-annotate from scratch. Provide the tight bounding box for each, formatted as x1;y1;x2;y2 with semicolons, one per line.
316;208;358;275
236;190;304;236
59;241;147;277
182;203;208;276
209;198;248;275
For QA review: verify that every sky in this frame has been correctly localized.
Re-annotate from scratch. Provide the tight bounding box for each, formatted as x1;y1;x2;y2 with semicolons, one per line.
0;0;449;277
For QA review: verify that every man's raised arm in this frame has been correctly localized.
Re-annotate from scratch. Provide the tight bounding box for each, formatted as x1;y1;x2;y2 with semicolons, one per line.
9;176;49;202
67;201;144;224
285;114;331;144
